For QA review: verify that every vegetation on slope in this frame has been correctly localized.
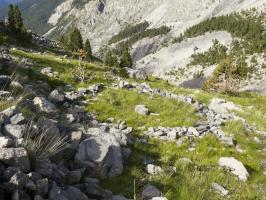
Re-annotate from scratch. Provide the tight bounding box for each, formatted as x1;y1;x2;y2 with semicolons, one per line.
8;48;266;200
174;12;266;53
109;21;150;44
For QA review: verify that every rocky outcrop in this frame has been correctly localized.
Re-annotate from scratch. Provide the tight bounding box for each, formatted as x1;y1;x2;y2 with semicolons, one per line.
75;132;124;178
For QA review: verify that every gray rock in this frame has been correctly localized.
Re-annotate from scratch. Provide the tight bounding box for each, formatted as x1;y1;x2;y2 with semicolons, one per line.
121;147;131;160
36;178;49;197
218;157;249;181
41;67;52;75
49;182;89;200
75;133;123;178
0;75;11;88
142;184;162;200
1;106;19;118
150;197;168;200
211;182;229;196
135;105;149;115
3;124;26;139
0;90;11;98
146;164;163;175
33;97;57;113
49;90;65;103
10;113;26;125
70;131;82;150
0;136;13;148
66;170;82;185
9;172;29;189
63;186;89;200
35;159;53;178
0;148;30;172
112;195;129;200
2;167;21;182
219;136;235;146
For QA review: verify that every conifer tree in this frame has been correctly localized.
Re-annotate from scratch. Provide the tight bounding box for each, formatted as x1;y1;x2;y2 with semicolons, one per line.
84;39;92;58
68;28;83;52
13;5;23;32
119;46;132;68
105;49;118;67
8;4;15;30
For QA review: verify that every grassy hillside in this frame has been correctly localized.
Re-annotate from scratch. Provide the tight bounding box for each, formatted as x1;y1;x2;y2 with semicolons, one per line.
7;48;266;200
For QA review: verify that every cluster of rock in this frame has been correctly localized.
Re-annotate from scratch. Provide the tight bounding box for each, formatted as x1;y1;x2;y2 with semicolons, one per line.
0;53;134;199
116;80;239;145
30;32;59;49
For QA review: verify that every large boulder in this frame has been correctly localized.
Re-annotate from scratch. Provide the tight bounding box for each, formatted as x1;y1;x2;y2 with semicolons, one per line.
75;133;123;178
0;148;30;172
218;157;249;181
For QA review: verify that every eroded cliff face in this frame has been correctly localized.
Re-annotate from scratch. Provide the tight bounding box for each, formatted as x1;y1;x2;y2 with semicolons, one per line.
44;0;264;51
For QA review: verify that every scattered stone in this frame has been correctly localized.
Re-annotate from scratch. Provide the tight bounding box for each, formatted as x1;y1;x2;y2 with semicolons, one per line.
48;89;65;103
135;105;149;115
10;113;26;125
0;136;13;148
35;159;53;178
211;182;229;196
9;172;29;189
0;75;11;88
146;164;163;175
66;170;82;184
33;97;57;113
35;178;48;197
142;184;162;200
219;157;249;181
3;124;26;139
0;148;30;172
178;157;193;164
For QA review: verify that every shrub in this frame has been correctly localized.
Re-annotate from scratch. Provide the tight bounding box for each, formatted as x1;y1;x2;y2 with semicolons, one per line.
23;121;68;160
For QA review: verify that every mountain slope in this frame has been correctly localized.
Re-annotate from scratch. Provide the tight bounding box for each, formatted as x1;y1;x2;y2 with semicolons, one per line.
9;0;266;93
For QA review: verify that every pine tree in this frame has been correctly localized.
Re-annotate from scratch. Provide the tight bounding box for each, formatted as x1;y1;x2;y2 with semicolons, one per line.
105;49;118;67
84;39;92;58
8;4;15;31
68;28;83;52
13;5;23;32
119;46;132;68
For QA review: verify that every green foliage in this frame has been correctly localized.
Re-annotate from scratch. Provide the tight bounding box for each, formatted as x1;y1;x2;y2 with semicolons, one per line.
109;21;150;44
174;13;266;54
72;0;91;9
119;46;132;68
84;39;92;58
68;28;83;52
13;5;23;32
105;49;119;68
115;26;171;54
6;4;32;46
58;34;69;50
8;4;15;30
0;33;5;45
190;40;228;67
